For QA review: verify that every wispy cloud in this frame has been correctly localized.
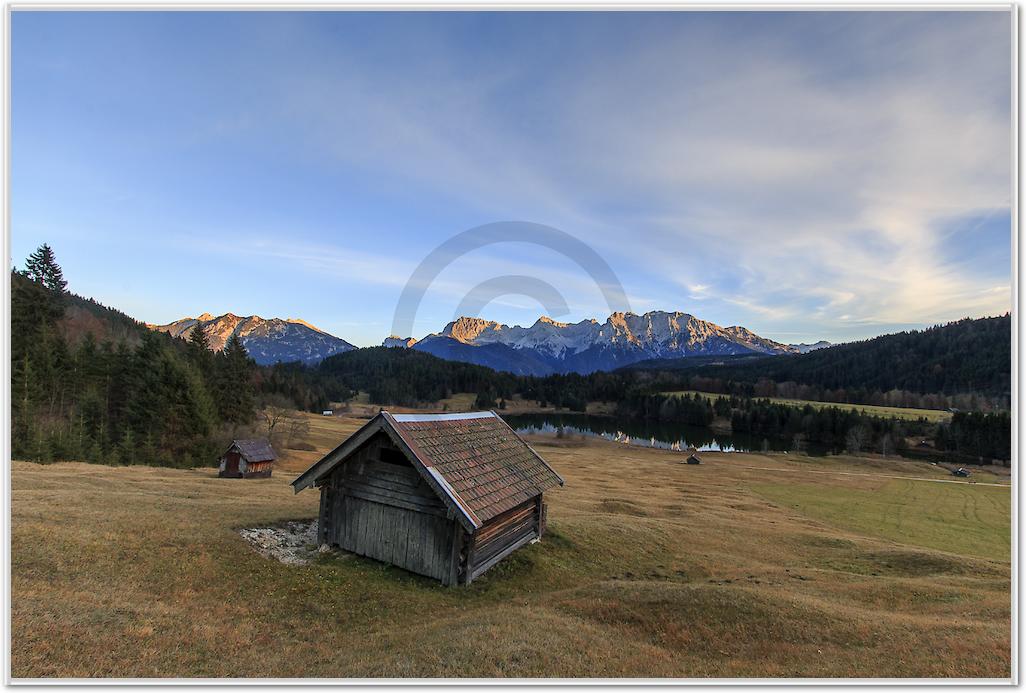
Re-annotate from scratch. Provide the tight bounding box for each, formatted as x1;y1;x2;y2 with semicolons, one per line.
266;12;1010;340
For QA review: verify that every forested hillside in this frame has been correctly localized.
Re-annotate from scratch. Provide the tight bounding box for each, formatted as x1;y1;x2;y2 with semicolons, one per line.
670;316;1011;407
11;245;259;465
263;347;522;409
264;346;649;412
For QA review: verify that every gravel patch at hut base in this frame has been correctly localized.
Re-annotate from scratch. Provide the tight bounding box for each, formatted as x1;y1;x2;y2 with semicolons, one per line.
239;521;320;565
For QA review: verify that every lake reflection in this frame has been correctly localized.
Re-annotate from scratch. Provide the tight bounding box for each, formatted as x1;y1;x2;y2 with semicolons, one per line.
505;412;829;455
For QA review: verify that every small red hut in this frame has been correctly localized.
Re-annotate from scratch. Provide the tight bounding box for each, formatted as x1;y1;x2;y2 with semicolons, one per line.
218;439;276;478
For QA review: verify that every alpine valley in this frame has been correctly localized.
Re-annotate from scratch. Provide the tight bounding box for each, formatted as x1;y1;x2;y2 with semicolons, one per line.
151;309;827;374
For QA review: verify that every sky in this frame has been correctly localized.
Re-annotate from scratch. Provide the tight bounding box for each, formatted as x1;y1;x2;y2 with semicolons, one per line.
11;10;1013;347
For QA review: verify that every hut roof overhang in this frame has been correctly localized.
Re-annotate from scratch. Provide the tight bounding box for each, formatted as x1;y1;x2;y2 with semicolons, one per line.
291;411;564;531
226;438;277;463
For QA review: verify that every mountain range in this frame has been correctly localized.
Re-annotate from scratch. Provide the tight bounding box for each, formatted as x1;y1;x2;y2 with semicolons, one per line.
387;311;827;376
150;309;829;373
148;313;356;365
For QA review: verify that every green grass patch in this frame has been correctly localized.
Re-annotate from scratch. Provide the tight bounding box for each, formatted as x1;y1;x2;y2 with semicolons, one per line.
664;390;952;422
752;478;1010;562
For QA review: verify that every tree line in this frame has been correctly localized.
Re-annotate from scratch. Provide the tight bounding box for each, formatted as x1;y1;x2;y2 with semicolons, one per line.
610;392;927;455
605;392;1010;462
935;411;1011;462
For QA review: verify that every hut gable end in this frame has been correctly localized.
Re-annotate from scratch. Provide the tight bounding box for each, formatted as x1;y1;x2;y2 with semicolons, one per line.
322;432;447;517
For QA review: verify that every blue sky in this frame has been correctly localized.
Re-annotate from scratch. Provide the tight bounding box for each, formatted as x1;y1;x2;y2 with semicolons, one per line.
12;11;1012;347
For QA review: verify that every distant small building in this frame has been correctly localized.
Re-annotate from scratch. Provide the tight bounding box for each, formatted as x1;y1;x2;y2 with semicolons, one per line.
322;410;334;416
292;411;564;586
219;439;277;478
687;453;703;465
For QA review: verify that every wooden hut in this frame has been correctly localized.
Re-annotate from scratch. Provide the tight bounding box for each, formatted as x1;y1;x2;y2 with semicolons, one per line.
219;439;277;478
686;452;702;465
291;411;564;586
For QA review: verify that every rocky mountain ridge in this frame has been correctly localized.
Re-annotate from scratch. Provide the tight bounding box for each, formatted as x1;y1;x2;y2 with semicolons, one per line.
149;313;356;365
388;310;806;375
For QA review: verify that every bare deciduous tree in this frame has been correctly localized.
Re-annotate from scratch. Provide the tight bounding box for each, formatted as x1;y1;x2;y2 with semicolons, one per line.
285;416;311;448
791;434;805;455
846;425;870;455
880;433;893;457
261;404;291;441
259;395;311;449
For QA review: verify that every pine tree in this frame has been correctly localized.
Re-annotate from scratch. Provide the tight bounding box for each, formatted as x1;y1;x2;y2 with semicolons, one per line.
218;333;255;425
125;333;163;430
189;322;210;352
11;251;67;446
24;243;67;293
474;388;497;409
188;322;214;379
118;428;136;465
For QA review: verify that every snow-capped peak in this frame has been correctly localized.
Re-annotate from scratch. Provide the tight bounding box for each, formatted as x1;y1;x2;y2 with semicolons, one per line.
418;310;798;362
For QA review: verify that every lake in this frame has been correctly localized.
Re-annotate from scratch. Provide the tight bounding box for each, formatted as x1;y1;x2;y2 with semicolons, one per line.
505;412;832;455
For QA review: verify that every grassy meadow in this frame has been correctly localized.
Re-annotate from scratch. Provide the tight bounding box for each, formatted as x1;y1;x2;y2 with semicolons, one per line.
11;412;1010;678
663;390;953;423
340;391;617;417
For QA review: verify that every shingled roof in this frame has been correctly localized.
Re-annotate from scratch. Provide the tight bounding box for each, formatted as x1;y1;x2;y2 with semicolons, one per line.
291;411;563;530
228;438;277;463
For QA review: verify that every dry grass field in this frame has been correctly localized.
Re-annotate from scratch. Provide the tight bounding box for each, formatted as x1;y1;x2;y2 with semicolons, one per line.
11;412;1010;678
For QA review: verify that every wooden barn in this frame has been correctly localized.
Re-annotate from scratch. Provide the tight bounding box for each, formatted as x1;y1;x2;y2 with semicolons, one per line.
218;439;277;478
291;411;564;586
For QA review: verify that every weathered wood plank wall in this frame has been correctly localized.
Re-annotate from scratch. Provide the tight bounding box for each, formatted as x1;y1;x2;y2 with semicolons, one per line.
463;497;541;584
319;433;458;583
